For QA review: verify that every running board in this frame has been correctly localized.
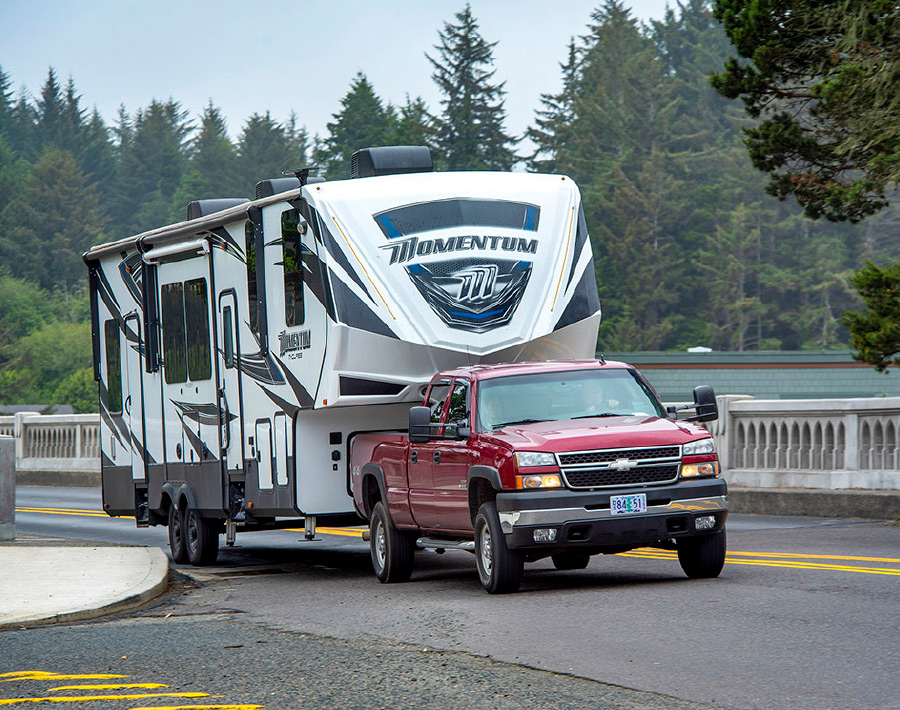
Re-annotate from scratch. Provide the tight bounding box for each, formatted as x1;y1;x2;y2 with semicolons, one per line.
416;538;476;553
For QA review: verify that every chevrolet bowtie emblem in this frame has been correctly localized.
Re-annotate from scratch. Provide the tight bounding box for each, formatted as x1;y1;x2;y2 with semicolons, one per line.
611;458;636;471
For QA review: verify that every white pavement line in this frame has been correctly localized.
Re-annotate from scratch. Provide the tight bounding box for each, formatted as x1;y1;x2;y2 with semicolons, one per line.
0;547;169;628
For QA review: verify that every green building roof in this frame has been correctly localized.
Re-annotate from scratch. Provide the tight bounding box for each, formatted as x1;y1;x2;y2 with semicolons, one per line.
602;350;899;401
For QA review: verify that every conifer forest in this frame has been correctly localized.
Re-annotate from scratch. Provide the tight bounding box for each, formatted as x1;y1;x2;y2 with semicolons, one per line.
1;1;899;412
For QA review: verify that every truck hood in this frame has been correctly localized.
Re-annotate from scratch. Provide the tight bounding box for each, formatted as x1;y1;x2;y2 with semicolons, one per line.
480;416;710;453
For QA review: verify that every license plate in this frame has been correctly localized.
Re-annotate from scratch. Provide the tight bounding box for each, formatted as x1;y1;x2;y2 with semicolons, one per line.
610;493;647;516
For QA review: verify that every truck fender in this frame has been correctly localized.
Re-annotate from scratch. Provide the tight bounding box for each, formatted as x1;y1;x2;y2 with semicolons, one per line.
161;481;199;514
359;463;388;519
467;466;502;521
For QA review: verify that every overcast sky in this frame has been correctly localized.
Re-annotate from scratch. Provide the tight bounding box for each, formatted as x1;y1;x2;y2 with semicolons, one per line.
1;0;673;146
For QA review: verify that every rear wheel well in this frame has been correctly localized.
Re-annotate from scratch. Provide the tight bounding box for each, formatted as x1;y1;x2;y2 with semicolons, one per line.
362;474;381;518
468;479;496;523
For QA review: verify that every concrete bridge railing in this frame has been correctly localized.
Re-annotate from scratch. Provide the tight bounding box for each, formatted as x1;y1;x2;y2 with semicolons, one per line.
711;395;900;491
0;413;100;485
4;397;900;491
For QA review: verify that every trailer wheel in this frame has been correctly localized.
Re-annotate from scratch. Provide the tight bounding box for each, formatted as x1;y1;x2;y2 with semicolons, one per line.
185;507;219;566
369;502;414;583
551;551;591;570
167;504;188;564
474;502;523;594
677;529;726;579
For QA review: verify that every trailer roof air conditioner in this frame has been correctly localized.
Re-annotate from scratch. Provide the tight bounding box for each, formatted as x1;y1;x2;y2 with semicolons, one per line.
350;146;433;179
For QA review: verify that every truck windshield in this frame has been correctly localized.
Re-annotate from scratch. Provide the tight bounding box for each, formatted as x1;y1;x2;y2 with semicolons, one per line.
476;369;665;431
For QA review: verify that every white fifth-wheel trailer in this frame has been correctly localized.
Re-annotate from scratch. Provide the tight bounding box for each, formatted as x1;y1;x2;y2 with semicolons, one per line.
84;146;601;564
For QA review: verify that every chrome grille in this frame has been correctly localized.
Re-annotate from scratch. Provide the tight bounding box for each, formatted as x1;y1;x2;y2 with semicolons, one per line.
557;445;681;489
558;446;680;467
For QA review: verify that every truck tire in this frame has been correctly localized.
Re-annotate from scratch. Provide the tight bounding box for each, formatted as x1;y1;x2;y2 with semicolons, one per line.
551;551;591;570
369;501;415;583
185;506;219;566
167;504;188;564
677;529;726;579
474;502;524;594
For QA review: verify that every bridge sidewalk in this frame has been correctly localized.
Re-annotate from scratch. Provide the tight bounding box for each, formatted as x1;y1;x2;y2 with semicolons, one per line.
0;536;169;629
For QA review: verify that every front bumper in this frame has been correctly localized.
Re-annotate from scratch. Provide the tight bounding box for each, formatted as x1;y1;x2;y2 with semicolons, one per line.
495;478;727;551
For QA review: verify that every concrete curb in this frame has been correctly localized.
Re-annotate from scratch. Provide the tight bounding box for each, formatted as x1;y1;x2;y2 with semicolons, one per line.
728;487;900;520
16;470;100;487
0;547;170;630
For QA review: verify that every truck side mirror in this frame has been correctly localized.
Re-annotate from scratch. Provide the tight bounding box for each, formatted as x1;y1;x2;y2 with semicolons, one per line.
455;424;471;440
409;406;432;443
691;385;718;422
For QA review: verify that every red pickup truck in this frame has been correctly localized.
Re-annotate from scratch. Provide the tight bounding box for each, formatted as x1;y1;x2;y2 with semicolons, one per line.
350;359;727;594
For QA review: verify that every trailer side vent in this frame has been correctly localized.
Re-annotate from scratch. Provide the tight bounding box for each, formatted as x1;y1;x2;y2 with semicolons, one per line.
255;176;301;200
186;198;249;221
350;146;433;179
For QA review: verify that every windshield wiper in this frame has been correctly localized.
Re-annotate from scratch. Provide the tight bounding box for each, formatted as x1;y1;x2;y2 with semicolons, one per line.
570;412;622;419
493;418;546;428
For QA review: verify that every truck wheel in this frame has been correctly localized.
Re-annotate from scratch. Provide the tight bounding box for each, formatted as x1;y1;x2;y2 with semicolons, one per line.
677;529;726;579
369;502;414;583
474;502;524;594
167;504;188;564
185;506;219;566
551;551;591;570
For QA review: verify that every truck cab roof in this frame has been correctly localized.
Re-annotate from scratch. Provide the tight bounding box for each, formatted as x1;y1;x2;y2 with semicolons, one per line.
434;359;631;382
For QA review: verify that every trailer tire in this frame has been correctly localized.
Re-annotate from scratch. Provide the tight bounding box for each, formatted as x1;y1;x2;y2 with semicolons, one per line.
474;501;523;594
167;504;188;564
677;529;726;579
369;502;414;583
185;506;219;566
551;551;591;570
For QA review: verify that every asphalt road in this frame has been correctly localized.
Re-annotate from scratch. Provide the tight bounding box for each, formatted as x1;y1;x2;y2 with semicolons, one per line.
6;485;900;710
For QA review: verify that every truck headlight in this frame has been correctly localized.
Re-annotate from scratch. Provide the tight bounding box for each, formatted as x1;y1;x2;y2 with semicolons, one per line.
682;438;716;456
515;451;556;467
680;461;719;478
517;474;562;489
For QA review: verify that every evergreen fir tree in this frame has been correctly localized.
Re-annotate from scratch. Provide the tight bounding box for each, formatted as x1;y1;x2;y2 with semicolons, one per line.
427;4;517;170
236;111;302;193
0;148;106;291
107;99;191;235
391;96;434;149
527;39;578;174
319;73;395;179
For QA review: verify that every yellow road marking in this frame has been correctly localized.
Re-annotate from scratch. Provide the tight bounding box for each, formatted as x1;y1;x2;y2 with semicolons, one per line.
0;674;127;683
16;508;366;538
619;548;900;576
286;526;365;538
0;692;210;705
48;684;168;691
15;508;111;518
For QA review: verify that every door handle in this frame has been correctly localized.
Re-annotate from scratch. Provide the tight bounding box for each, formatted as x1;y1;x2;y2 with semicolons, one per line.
124;395;131;415
411;450;418;464
433;450;441;464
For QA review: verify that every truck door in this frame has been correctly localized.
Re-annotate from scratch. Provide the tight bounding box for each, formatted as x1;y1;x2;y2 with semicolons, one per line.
216;290;244;475
431;379;474;532
408;378;452;525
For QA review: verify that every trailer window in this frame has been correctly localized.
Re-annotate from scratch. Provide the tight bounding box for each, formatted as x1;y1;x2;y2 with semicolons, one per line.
245;221;258;332
374;198;540;238
104;319;122;414
184;278;211;381
161;283;187;384
282;209;305;327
